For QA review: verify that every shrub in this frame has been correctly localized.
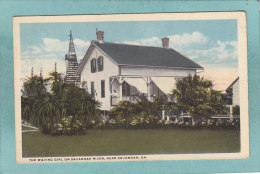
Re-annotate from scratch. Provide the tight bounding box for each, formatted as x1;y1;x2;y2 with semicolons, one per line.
52;116;87;135
232;105;240;116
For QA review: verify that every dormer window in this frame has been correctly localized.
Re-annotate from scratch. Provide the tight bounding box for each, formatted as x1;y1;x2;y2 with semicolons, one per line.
91;59;96;73
97;56;104;71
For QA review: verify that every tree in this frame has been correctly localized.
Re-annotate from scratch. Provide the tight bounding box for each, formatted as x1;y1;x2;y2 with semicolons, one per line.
23;75;48;97
21;68;100;135
22;74;49;126
34;93;66;134
172;74;226;124
48;70;65;96
63;84;100;126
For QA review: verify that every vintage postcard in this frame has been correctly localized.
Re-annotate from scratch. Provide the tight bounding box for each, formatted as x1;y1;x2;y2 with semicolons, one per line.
13;12;249;163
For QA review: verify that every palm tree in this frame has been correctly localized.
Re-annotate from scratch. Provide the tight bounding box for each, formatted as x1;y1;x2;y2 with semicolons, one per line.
21;96;39;126
48;70;65;96
22;74;49;127
34;93;66;134
22;66;100;135
172;74;225;124
23;75;49;97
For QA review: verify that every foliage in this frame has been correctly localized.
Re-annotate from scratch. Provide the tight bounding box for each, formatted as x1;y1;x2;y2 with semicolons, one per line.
172;74;226;123
21;70;100;135
54;116;86;135
23;75;49;97
109;96;165;125
232;105;240;116
48;70;65;96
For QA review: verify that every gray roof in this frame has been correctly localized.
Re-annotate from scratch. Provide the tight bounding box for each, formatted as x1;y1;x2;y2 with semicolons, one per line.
93;41;202;69
77;41;202;75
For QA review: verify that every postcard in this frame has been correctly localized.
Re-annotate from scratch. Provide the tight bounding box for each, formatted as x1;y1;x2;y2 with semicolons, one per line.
13;12;249;163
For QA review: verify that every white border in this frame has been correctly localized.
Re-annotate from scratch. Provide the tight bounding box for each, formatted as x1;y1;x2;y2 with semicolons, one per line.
13;12;249;163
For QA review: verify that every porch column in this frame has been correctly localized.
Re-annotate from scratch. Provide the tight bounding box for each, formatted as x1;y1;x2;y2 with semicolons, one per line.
147;77;152;101
162;110;165;120
118;76;123;101
229;105;233;122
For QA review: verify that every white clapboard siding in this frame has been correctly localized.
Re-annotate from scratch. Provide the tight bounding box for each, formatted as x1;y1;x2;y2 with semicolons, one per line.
232;79;240;106
80;47;119;110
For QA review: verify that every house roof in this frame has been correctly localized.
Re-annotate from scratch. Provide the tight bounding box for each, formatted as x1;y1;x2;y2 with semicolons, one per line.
226;77;239;91
77;41;203;75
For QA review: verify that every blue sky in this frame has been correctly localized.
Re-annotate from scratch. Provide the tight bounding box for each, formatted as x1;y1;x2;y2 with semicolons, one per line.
20;19;238;90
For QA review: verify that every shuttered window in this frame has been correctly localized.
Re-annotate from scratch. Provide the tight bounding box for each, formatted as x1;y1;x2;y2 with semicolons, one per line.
91;81;95;97
97;57;104;71
91;59;96;73
101;80;105;98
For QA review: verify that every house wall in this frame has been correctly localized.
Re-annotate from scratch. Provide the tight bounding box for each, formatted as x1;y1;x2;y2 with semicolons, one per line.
80;46;119;111
80;46;199;111
120;66;196;77
232;79;240;105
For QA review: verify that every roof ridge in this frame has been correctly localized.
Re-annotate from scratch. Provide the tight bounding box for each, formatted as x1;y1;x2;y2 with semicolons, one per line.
92;40;169;50
90;40;203;70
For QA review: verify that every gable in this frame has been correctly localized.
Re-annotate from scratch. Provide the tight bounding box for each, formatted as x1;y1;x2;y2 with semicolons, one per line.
77;42;120;76
76;44;95;75
77;43;118;76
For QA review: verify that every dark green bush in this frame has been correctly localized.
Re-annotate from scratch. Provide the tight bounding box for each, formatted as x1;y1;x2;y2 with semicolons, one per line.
232;105;240;116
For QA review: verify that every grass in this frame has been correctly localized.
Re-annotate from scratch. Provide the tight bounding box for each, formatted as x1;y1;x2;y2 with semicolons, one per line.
22;128;240;157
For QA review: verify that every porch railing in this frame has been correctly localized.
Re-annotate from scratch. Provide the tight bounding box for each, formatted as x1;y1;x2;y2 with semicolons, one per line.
111;96;138;106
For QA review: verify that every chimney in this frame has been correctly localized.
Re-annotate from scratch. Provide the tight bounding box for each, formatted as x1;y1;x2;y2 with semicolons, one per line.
161;37;169;48
96;31;104;43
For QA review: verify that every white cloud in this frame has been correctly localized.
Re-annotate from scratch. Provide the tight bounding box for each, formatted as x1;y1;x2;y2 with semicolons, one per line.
28;45;42;54
21;38;90;77
74;39;90;48
184;40;238;63
21;58;66;79
120;31;209;49
42;38;68;53
169;31;208;48
121;36;161;47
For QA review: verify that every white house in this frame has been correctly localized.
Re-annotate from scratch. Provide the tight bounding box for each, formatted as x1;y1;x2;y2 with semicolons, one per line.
76;31;203;111
226;77;240;106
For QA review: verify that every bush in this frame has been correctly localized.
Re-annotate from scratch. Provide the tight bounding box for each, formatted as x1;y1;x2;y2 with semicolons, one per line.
21;70;100;135
52;116;87;135
109;97;162;128
232;105;240;116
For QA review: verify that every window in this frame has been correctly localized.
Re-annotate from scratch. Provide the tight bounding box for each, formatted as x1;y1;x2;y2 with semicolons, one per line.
97;56;104;71
91;59;96;73
101;80;105;98
122;81;130;96
91;82;95;97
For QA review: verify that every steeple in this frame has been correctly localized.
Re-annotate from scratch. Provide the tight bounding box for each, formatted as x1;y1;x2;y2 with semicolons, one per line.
65;30;77;61
64;30;80;84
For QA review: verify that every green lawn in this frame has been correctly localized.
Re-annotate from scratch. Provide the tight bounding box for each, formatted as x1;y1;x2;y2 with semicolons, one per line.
22;128;240;157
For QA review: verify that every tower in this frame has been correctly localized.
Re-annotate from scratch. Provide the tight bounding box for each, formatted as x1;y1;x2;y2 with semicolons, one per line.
64;30;80;84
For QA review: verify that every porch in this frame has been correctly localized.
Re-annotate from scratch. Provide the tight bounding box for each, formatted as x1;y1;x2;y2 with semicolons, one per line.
109;75;177;106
